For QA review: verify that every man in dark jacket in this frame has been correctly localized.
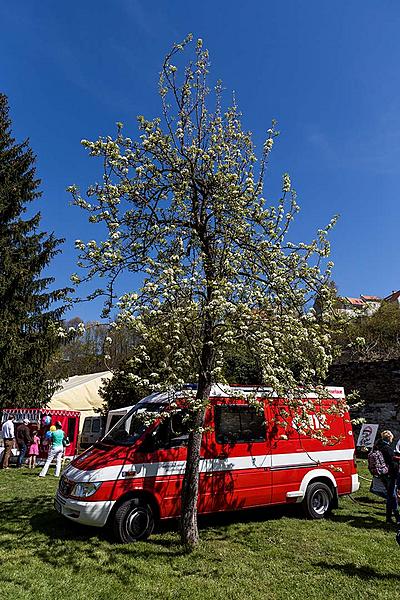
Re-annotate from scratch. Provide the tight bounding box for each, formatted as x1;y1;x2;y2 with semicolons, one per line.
16;419;32;468
376;430;399;523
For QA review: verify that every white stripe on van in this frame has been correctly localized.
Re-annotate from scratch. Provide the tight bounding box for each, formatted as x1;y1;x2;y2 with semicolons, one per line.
62;448;354;484
270;449;354;469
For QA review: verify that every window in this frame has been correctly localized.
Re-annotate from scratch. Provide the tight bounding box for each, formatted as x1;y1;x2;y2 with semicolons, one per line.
83;419;91;433
108;415;122;432
91;418;101;433
214;405;266;444
152;411;190;449
102;404;163;446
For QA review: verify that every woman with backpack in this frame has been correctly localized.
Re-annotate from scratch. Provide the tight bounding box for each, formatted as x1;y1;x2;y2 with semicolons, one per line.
375;430;399;524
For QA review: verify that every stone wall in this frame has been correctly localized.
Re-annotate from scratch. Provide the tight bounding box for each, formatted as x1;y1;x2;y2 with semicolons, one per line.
327;359;400;438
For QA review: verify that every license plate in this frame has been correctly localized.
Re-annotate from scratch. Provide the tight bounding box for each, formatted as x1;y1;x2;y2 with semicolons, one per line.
54;499;62;514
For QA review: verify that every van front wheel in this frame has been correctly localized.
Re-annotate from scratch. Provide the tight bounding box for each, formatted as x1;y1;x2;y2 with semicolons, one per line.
113;498;154;543
302;482;333;519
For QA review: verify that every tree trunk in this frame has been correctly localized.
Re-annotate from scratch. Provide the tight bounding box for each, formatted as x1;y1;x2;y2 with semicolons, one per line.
180;372;211;551
180;224;214;551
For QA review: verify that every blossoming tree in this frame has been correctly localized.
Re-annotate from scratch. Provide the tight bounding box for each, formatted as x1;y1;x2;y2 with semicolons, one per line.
70;36;337;550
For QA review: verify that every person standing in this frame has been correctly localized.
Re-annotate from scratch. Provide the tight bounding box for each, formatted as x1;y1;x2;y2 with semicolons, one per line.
376;430;400;523
38;421;65;478
27;430;40;469
16;419;32;468
0;416;15;469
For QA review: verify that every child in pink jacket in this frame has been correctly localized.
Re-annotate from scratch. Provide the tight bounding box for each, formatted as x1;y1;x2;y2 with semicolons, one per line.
28;431;40;469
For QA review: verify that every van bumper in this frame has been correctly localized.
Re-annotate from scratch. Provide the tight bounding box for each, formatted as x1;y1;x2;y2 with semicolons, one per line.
351;473;360;493
54;491;115;527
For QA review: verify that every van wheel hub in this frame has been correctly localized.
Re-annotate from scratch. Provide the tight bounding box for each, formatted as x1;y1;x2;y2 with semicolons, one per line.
311;489;330;515
126;507;150;537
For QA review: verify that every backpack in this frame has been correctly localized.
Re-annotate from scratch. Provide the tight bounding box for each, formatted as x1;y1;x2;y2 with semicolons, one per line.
368;449;388;477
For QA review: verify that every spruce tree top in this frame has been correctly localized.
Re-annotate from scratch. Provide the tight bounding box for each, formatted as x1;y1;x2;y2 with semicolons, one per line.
0;94;69;408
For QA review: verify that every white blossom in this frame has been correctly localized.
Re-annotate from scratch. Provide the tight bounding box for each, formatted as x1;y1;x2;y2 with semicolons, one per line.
69;38;340;531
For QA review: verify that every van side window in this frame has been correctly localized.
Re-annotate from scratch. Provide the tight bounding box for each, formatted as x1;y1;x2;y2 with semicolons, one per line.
108;415;122;431
153;411;190;449
215;405;266;444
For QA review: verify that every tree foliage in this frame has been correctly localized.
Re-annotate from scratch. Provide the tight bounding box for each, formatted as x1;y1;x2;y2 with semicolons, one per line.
100;338;262;413
46;318;138;380
334;301;400;362
99;337;262;413
0;94;69;408
70;36;338;549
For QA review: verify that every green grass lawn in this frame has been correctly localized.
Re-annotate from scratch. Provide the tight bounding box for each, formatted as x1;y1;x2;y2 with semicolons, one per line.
0;461;399;600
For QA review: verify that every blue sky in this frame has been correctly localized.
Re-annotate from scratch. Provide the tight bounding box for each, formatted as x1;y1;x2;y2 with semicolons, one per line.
1;1;400;320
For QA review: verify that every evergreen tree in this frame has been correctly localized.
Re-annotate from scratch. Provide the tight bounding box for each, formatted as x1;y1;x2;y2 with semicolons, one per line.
0;94;68;408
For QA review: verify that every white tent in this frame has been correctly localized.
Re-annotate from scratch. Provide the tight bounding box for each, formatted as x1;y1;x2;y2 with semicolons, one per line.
49;371;112;430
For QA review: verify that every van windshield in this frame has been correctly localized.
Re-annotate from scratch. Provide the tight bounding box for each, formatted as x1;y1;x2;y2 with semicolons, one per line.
101;403;164;446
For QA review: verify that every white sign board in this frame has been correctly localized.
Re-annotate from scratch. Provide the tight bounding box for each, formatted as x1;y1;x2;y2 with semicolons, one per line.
357;423;379;448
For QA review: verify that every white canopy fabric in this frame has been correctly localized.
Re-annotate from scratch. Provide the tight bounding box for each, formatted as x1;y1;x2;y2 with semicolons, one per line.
49;371;112;430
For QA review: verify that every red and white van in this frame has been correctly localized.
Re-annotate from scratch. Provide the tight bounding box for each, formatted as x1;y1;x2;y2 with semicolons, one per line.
54;385;359;542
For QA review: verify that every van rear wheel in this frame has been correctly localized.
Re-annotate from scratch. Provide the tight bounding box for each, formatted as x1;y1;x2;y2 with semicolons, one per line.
113;498;154;543
302;482;333;519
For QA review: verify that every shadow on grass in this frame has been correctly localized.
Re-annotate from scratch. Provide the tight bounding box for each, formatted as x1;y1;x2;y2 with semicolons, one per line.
0;490;300;555
196;503;299;535
0;495;184;580
5;485;379;575
314;561;400;581
354;495;385;506
330;511;392;531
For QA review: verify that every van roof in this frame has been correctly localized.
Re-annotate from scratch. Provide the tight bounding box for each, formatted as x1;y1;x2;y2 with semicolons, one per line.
137;385;345;406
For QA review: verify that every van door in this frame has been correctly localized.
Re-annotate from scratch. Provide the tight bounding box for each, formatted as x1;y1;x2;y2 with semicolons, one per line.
133;410;213;518
209;402;272;511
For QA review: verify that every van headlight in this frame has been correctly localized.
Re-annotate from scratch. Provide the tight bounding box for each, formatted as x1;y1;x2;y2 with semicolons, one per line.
71;482;102;498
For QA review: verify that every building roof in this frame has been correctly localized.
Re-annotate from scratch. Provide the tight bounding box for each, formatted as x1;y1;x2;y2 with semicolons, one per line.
337;290;398;309
360;295;381;302
384;290;400;303
343;297;365;306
